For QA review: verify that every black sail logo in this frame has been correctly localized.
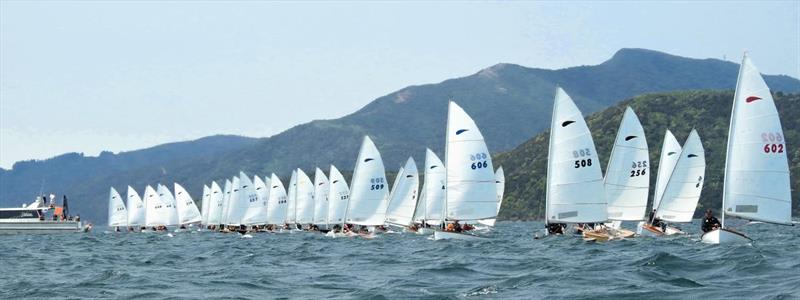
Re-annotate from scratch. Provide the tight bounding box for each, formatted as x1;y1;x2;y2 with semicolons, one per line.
561;120;575;127
625;135;638;141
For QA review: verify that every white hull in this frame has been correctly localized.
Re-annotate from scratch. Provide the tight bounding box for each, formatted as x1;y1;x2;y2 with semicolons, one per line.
701;228;752;244
433;231;487;241
477;218;496;227
0;220;84;234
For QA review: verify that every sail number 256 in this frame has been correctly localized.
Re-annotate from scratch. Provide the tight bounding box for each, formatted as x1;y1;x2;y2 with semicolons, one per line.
762;132;785;153
630;160;647;177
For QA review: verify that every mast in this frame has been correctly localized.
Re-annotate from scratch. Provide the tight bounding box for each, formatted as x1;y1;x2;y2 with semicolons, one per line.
545;86;558;226
442;101;452;228
721;54;748;228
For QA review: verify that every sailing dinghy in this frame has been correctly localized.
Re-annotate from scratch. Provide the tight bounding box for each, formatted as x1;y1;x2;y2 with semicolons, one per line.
126;186;146;231
174;183;202;227
240;173;268;227
107;187;128;231
199;185;210;229
544;87;609;241
266;173;289;231
326;165;351;237
603;107;649;238
384;157;420;230
312;168;330;230
637;130;686;236
641;130;706;237
344;136;390;236
434;101;498;241
206;181;224;230
295;169;316;229
412;149;445;235
701;54;793;244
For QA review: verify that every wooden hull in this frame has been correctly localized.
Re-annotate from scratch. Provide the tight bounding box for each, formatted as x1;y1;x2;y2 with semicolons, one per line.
701;228;752;244
582;230;612;242
433;231;487;241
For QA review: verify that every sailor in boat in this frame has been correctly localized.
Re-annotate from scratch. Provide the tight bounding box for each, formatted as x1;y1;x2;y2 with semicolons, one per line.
407;223;419;232
461;222;475;231
648;209;666;231
546;223;566;235
701;209;721;233
115;226;121;232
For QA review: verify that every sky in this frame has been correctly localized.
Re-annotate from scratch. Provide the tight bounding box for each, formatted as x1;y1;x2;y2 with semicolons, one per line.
1;1;798;169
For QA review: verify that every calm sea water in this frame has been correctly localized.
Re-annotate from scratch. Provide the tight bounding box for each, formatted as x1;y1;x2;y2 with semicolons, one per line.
1;221;798;299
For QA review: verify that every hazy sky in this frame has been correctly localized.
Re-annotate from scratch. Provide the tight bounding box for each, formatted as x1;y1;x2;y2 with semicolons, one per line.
1;1;798;169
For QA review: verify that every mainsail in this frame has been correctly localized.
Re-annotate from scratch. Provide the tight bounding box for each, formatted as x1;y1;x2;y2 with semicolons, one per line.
722;54;792;225
346;136;390;226
266;173;289;225
107;187;128;227
206;181;224;226
295;169;316;225
126;186;146;227
174;183;202;225
653;130;682;210
604;107;650;221
655;130;706;223
546;87;606;224
327;165;350;225
313;168;330;226
384;157;420;227
444;101;497;221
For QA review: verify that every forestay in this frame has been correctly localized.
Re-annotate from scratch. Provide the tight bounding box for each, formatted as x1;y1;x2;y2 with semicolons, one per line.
655;130;705;223
445;101;497;221
346;136;390;226
108;187;128;227
174;183;202;225
385;157;420;227
327;165;350;225
722;55;792;225
653;130;682;210
604;107;650;221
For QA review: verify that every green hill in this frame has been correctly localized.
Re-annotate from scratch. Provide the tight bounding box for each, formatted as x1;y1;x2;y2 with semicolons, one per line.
495;90;799;220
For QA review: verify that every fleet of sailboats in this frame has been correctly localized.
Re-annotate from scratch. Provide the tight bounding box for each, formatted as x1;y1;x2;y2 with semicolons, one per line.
106;53;791;244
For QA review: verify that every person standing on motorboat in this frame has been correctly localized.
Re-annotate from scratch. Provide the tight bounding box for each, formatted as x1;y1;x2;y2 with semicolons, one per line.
701;209;721;233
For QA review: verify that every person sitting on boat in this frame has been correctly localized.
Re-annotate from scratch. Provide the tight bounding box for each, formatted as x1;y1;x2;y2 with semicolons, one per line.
445;222;456;232
408;224;418;232
461;223;474;231
701;209;721;233
546;223;565;235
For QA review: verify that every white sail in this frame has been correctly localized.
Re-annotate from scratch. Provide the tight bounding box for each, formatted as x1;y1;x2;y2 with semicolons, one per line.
286;170;298;224
346;136;390;226
327;165;350;225
108;187;128;227
655;130;706;223
159;184;180;226
478;167;505;227
246;175;270;225
722;55;792;225
418;149;445;225
313;168;330;225
267;173;289;225
546;87;607;224
295;169;315;225
385;157;420;227
220;179;232;225
145;185;168;227
604;107;650;221
225;176;248;226
174;183;202;225
653;130;682;210
126;186;146;227
445;101;497;221
239;172;266;225
206;181;224;225
200;185;210;225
